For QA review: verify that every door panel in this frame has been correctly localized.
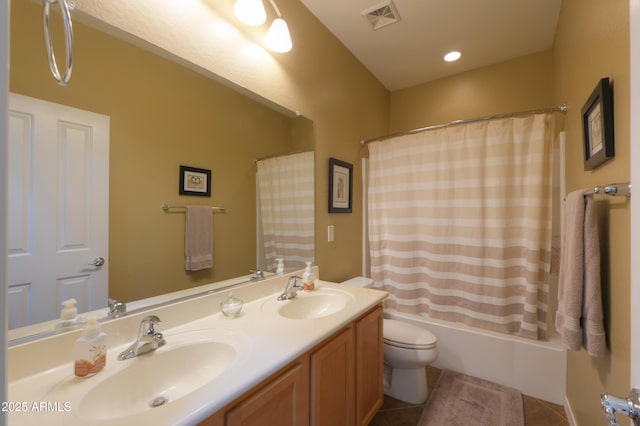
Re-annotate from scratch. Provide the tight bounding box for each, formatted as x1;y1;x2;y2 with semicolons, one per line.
7;93;109;328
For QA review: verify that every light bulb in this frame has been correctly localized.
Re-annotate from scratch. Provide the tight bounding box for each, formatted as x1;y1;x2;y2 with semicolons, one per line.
265;18;292;53
234;0;266;26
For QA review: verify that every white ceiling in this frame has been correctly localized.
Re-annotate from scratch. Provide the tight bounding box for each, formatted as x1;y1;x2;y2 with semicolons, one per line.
300;0;563;91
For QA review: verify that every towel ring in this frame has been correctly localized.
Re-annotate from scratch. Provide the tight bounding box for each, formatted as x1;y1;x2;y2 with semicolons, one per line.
43;0;74;86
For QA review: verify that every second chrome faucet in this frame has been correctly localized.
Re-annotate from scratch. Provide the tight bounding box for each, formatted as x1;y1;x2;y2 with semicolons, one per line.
117;315;166;360
277;276;303;301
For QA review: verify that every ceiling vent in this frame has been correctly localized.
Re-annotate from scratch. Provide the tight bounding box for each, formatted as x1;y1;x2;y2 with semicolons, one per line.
362;1;401;30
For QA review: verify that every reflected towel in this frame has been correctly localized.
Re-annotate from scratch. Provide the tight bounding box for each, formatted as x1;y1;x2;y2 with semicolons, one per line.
184;206;213;271
555;190;606;357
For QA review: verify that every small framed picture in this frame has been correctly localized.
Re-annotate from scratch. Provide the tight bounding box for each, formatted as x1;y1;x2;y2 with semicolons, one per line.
179;165;211;197
329;157;352;213
582;77;614;170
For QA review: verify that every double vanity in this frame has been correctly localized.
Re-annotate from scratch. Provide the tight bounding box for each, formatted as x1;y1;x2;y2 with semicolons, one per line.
8;270;388;425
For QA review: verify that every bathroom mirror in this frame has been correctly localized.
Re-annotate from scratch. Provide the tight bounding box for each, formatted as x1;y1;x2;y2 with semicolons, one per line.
7;1;315;336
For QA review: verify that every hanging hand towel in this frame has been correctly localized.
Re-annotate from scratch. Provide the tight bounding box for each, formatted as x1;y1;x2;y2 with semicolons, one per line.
582;193;606;357
184;206;213;271
555;190;606;357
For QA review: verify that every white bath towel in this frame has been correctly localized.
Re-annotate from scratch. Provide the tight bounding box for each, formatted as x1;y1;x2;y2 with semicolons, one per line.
555;189;606;357
184;206;213;271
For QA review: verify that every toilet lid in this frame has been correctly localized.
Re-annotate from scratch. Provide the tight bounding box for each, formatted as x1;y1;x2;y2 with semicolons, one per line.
383;319;437;349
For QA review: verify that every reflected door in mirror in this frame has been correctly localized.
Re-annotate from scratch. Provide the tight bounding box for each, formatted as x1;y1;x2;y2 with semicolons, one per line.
7;94;110;328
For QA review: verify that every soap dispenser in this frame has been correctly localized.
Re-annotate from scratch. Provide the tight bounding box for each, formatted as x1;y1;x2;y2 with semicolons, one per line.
55;298;84;329
302;261;315;291
276;258;285;275
74;317;107;377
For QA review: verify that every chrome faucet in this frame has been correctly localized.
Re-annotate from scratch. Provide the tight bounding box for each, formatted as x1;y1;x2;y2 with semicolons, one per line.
250;269;265;280
117;315;165;360
602;389;640;426
278;276;303;301
108;298;127;318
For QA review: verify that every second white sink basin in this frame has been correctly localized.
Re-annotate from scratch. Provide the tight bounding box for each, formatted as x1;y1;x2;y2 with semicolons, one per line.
261;287;355;320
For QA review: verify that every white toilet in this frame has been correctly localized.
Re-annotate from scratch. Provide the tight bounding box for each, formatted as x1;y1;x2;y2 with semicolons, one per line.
341;277;438;404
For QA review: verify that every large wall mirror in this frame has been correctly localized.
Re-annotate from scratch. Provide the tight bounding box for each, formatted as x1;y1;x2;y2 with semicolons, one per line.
8;0;315;337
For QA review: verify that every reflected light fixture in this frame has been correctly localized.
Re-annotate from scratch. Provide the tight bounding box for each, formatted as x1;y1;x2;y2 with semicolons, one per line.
234;0;266;26
234;0;293;53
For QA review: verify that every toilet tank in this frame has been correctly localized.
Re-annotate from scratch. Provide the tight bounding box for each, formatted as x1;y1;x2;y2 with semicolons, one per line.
341;277;374;288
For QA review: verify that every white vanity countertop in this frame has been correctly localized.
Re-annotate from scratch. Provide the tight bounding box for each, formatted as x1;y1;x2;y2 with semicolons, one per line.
7;274;387;425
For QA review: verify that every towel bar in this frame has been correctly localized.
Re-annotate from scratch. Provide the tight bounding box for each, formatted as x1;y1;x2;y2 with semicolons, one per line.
161;204;225;212
583;182;631;198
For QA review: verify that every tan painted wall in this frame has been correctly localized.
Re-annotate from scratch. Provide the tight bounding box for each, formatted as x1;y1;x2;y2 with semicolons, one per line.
389;49;554;132
553;0;630;423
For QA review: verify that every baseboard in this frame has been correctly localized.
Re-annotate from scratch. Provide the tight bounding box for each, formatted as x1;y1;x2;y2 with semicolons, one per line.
565;394;577;426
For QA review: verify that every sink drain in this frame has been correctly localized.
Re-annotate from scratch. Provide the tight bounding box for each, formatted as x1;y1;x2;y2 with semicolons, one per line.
150;396;168;408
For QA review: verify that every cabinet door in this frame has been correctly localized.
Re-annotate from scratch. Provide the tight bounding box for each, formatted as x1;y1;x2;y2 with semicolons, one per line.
356;305;384;426
225;360;310;426
310;327;356;426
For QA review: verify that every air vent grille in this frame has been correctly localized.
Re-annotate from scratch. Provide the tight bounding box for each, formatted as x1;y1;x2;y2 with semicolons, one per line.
362;1;401;30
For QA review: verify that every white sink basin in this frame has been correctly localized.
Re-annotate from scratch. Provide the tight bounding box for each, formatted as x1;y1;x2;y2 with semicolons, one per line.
261;288;355;319
43;328;249;422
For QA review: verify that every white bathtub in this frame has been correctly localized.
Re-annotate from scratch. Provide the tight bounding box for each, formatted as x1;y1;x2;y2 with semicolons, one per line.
384;309;567;405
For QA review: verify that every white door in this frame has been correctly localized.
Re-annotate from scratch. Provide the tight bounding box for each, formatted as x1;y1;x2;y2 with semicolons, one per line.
7;93;109;328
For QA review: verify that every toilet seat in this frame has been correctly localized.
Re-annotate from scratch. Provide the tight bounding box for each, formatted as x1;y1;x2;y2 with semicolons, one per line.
383;319;437;350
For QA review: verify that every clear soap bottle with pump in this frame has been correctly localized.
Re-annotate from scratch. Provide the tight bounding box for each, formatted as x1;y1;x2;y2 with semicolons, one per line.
276;258;285;275
302;261;315;291
74;317;107;377
55;298;84;329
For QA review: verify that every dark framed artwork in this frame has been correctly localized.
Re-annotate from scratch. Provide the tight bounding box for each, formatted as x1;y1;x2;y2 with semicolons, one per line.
179;165;211;197
582;77;614;170
328;157;353;213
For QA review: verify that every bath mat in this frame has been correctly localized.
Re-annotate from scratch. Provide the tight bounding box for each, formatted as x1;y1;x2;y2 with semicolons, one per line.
417;369;524;426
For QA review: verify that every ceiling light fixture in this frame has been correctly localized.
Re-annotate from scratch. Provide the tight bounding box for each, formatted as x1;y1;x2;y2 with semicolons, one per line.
444;51;462;62
233;0;293;53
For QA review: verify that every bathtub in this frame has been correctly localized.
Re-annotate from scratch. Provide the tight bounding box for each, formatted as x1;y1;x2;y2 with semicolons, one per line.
384;309;567;405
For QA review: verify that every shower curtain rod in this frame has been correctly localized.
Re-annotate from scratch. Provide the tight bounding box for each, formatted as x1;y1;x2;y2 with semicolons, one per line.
254;149;313;163
360;103;567;145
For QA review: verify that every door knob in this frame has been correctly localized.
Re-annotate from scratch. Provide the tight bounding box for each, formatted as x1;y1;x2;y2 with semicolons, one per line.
92;256;106;267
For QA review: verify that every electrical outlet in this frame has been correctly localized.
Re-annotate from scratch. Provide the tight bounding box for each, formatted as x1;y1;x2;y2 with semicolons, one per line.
328;225;334;242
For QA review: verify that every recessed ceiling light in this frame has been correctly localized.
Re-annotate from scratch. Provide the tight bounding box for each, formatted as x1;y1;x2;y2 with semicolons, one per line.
444;51;462;62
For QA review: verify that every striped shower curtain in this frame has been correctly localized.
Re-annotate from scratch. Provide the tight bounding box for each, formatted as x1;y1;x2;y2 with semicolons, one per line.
257;151;315;272
368;114;555;340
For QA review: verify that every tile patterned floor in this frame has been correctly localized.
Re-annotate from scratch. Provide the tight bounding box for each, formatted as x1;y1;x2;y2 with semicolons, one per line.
370;366;569;426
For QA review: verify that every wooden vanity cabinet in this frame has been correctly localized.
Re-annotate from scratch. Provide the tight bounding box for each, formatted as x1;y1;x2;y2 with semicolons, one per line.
310;326;356;426
355;305;384;426
225;360;310;426
199;304;383;426
200;360;310;426
310;305;383;426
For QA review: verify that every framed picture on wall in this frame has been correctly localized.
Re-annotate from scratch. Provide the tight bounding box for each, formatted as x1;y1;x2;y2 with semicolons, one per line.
329;157;353;213
582;77;614;170
179;165;211;197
